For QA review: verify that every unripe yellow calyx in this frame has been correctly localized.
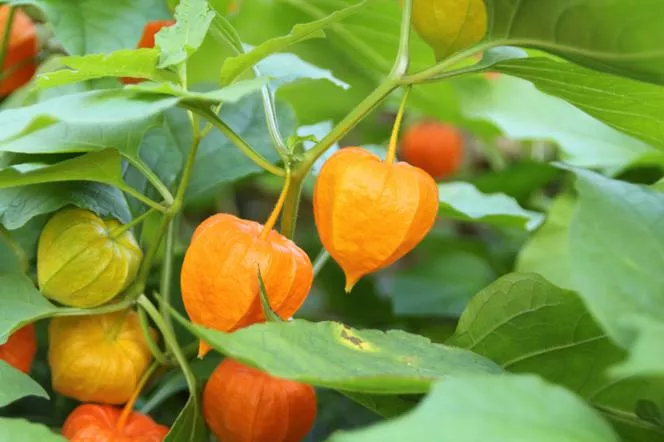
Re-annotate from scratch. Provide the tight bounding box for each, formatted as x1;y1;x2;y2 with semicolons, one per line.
37;208;142;308
411;0;488;59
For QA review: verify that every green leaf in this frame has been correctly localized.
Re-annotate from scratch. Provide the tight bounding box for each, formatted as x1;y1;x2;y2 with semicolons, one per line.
486;0;664;84
516;194;576;290
448;273;664;441
36;49;167;89
456;75;664;173
220;0;372;85
0;182;132;230
613;318;664;378
438;182;543;230
568;168;664;348
0;273;59;344
6;0;170;55
328;374;619;442
0;361;49;407
126;77;268;103
257;52;349;90
156;0;215;68
341;392;420;419
0;418;66;441
173;316;502;394
380;247;495;317
494;58;664;152
164;393;208;442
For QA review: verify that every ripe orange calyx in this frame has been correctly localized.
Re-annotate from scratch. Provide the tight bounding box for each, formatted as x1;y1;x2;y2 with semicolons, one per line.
203;358;317;442
48;311;154;405
180;213;313;357
0;6;38;96
314;147;439;291
122;19;175;85
0;324;37;373
62;404;169;442
400;122;463;180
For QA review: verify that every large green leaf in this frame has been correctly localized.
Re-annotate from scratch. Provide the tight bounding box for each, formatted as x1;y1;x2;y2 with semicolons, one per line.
0;273;59;344
36;49;170;89
516;194;576;290
220;0;372;84
164;393;207;442
173;315;502;394
439;182;543;231
156;0;215;68
486;0;664;84
568;168;664;348
329;374;619;442
0;182;132;230
494;58;664;152
0;418;66;441
456;75;664;173
5;0;170;55
0;361;48;407
448;273;664;441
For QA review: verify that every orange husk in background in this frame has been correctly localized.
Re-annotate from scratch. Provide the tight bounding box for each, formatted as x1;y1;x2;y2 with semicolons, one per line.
202;358;317;442
62;403;169;442
180;213;313;357
0;324;37;373
400;122;463;180
0;6;38;95
314;147;439;291
121;20;175;85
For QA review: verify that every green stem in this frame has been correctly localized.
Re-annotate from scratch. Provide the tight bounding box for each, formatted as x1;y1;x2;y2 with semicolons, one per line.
312;249;330;278
401;43;494;85
138;295;196;393
121;186;168;213
257;70;289;162
279;170;305;239
125;157;175;205
54;299;135;318
185;104;286;177
138;307;171;366
0;225;28;274
159;218;177;331
110;208;156;239
391;0;412;77
0;6;16;75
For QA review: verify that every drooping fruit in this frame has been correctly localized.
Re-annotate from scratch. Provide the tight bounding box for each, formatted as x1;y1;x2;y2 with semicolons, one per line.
37;207;142;308
203;358;317;442
410;0;487;59
400;121;463;180
314;147;439;291
122;20;175;85
0;6;38;96
0;324;37;373
48;311;154;405
62;403;169;442
181;213;313;357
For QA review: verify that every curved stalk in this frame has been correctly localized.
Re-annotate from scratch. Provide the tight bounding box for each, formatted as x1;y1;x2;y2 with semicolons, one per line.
260;169;291;239
385;87;411;163
116;361;159;431
124;157;175;205
138;307;171;366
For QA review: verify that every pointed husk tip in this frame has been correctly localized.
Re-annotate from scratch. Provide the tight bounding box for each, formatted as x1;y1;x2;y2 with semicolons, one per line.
198;340;212;359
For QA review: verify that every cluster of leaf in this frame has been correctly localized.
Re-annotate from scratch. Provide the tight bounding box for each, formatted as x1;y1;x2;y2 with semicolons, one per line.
1;0;664;441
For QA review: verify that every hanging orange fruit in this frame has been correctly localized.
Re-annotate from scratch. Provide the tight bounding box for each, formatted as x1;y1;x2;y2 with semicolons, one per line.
203;358;317;442
181;213;313;357
37;208;142;308
0;6;38;96
62;403;169;441
122;20;175;85
400;121;463;180
48;311;154;405
314;147;439;291
0;324;37;373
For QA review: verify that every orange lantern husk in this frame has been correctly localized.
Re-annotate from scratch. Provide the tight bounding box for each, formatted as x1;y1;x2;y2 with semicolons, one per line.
400;122;464;180
62;403;169;441
203;358;317;442
314;147;439;291
180;213;313;357
0;324;37;373
0;6;38;96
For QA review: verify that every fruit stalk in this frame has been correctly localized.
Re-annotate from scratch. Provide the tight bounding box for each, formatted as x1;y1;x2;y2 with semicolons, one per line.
116;361;159;431
385;86;411;164
260;169;291;239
